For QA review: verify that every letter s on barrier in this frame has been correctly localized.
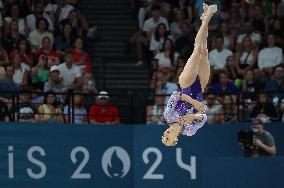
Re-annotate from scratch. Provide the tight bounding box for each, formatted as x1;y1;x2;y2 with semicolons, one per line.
27;146;47;179
176;148;196;180
142;147;164;179
70;146;91;179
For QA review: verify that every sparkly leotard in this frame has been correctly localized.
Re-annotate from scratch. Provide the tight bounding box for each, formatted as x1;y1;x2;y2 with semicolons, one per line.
164;78;207;136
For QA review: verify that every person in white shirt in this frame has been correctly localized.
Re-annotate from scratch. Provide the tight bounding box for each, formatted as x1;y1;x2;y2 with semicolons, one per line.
26;1;54;32
28;17;54;53
203;93;221;124
258;34;283;75
11;53;30;86
209;34;233;70
56;0;74;24
237;22;262;49
55;50;82;89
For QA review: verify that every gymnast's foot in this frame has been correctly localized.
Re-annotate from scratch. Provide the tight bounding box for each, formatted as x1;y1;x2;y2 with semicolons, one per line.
201;4;217;23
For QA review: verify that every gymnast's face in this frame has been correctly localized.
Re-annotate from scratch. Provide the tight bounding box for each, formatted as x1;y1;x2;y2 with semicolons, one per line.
162;124;179;146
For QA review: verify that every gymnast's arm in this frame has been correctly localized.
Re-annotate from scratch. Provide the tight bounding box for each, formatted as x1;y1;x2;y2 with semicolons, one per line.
180;93;206;112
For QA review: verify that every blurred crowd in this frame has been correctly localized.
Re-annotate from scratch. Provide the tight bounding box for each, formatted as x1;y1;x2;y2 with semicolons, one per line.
141;0;284;124
0;0;121;124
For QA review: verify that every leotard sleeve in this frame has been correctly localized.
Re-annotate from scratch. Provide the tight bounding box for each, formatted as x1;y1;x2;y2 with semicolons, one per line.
164;91;181;124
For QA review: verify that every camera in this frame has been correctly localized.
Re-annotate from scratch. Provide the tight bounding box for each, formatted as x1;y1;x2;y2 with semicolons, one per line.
238;129;257;157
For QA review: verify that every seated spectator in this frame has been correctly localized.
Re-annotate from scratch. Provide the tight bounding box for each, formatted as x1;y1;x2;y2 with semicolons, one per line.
150;70;178;103
55;22;75;57
55;0;74;24
88;91;120;124
67;9;89;37
64;93;87;124
269;18;284;47
209;34;233;78
44;66;64;103
265;66;284;106
258;34;283;75
0;41;10;67
277;0;284;18
15;89;37;122
224;55;238;81
28;17;54;53
236;21;261;50
250;92;279;122
36;36;60;65
153;38;179;75
251;4;269;34
3;3;27;36
175;21;195;61
3;19;25;53
235;36;258;76
215;95;238;123
72;37;92;73
56;50;82;90
170;9;185;41
172;0;194;23
150;23;169;55
0;65;21;101
10;38;34;66
211;22;235;50
242;69;264;102
44;0;58;16
11;52;30;86
146;94;166;125
209;71;238;95
81;72;97;110
31;54;50;89
203;93;221;124
26;0;54;32
37;91;64;123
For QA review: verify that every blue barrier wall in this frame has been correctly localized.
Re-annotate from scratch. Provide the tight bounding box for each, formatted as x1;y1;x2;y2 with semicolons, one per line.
0;122;283;188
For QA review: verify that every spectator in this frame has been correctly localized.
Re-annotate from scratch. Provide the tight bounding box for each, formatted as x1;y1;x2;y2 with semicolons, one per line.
55;0;74;24
150;70;178;103
251;119;276;156
146;94;166;125
170;9;185;41
250;92;279;122
175;21;195;60
150;23;169;55
258;34;283;75
88;91;120;124
250;4;269;34
236;21;261;50
15;89;37;122
0;65;21;100
31;54;50;90
67;9;89;37
56;50;82;89
36;36;60;66
4;3;27;36
224;55;238;81
203;93;221;124
72;37;92;73
211;22;235;50
154;38;179;74
209;71;238;95
0;41;10;67
64;93;87;124
26;0;54;32
81;72;97;111
172;0;194;23
277;0;284;18
37;90;64;123
44;66;64;103
11;52;30;86
4;19;25;53
215;95;237;123
55;22;75;57
10;38;33;66
265;66;284;106
235;36;258;76
242;69;264;102
269;18;284;47
209;34;233;71
28;17;54;53
44;0;59;16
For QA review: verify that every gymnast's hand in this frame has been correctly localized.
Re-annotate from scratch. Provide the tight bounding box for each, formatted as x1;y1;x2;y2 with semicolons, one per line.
192;100;206;113
180;113;204;125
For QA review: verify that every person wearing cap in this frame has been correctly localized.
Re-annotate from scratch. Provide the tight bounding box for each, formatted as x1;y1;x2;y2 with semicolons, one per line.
88;91;120;124
251;119;276;157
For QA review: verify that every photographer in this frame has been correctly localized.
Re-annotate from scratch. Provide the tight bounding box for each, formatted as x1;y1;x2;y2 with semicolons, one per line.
239;119;276;157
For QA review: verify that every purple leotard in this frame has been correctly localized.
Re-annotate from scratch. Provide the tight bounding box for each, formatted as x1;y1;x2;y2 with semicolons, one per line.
164;78;207;136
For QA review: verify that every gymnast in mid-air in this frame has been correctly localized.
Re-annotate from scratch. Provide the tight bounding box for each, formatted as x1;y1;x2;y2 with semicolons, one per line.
162;3;217;146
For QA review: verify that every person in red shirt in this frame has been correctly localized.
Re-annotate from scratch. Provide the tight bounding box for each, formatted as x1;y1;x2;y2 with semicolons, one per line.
72;37;92;73
88;91;120;124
